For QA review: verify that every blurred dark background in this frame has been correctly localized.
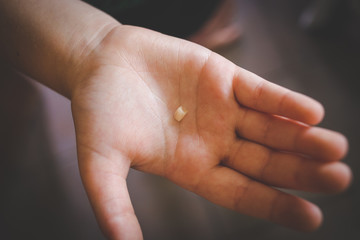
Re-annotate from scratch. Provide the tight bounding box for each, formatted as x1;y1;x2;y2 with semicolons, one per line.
1;0;359;239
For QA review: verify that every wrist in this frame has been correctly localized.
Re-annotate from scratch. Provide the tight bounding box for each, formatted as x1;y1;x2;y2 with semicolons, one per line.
63;21;122;99
0;0;122;99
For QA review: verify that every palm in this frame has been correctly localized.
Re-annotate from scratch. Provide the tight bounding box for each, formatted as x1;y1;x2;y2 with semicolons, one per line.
71;26;350;239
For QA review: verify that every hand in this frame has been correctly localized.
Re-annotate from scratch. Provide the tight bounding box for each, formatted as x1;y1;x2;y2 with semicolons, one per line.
71;26;351;239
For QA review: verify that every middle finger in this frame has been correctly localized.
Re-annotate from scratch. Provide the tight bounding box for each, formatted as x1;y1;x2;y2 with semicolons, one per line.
235;107;347;161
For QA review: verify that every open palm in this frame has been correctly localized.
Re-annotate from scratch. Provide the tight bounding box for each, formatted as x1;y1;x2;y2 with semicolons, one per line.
71;26;351;239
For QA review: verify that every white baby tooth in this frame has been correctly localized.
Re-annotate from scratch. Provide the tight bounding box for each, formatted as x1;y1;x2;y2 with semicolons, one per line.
174;106;188;122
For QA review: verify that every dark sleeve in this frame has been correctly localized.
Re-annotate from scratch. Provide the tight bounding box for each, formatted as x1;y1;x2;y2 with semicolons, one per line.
82;0;222;38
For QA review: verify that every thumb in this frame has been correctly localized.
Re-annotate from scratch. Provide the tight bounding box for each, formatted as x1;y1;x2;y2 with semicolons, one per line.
78;147;142;240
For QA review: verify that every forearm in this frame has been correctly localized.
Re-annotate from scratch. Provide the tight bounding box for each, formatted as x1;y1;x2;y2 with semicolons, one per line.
0;0;120;98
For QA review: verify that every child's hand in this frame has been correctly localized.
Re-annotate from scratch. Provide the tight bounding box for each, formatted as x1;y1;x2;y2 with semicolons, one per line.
71;26;351;239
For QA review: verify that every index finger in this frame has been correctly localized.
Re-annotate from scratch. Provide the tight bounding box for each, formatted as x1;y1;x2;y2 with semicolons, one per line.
233;68;324;125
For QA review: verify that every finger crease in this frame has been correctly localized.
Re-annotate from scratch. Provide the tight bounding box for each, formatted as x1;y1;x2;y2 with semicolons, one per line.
259;149;273;182
278;90;290;116
268;191;283;222
292;127;304;153
236;108;249;137
232;140;245;167
252;80;266;109
262;115;273;144
233;179;252;210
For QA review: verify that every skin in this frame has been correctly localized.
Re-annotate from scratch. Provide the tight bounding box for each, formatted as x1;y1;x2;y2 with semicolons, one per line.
0;1;352;239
